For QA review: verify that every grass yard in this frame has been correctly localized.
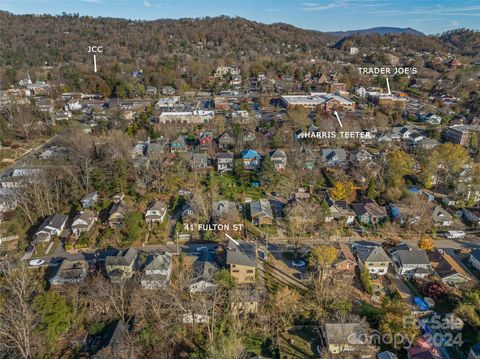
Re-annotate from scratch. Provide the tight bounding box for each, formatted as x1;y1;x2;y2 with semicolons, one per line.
31;238;60;258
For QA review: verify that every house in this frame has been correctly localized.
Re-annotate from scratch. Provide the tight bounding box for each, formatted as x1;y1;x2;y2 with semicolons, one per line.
356;246;390;275
198;131;214;150
34;214;68;243
242;130;256;143
80;191;98;208
407;335;443;359
49;259;89;286
226;238;257;284
112;193;124;203
189;153;209;171
352;199;387;225
230;285;259;315
161;86;176;95
432;206;453;226
469;249;480;272
146;138;168;157
146;86;157;96
250;199;274;226
217;132;235;149
322;322;366;355
391;248;432;278
85;320;129;359
211;200;240;225
269;149;287;171
140;252;173;289
105;248;137;282
240;149;262;170
190;255;218;293
170;135;188;153
462;207;480;227
320;148;347;166
108;201;127;228
325;199;355;225
145;201;167;224
71;210;97;237
333;244;357;272
350;149;373;163
216;152;234;173
428;250;471;285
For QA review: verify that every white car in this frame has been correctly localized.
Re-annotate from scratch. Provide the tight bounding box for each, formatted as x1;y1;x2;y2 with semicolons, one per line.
196;246;208;252
292;260;306;267
29;259;45;266
443;230;466;239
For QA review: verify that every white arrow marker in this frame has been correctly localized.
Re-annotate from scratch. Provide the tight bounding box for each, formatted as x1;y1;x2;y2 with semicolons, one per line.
93;54;97;73
386;77;391;95
334;111;343;128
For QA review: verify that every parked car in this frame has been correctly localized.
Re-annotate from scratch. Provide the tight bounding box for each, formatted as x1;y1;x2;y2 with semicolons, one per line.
29;259;45;266
292;260;306;267
443;230;466;239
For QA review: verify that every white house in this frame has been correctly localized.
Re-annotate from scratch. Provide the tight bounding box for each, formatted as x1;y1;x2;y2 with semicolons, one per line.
71;210;97;237
145;201;167;224
356;246;390;276
34;214;68;242
391;248;432;278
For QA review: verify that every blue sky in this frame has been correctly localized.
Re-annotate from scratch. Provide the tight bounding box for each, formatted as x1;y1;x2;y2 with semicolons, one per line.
1;0;479;34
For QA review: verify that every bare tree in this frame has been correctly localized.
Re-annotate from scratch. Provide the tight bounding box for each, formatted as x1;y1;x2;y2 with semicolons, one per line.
0;261;40;359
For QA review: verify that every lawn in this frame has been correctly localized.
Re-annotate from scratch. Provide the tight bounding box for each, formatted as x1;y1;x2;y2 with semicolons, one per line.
279;326;319;359
31;238;60;258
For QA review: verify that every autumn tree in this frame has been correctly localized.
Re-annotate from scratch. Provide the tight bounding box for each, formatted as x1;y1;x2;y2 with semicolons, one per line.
331;180;356;202
418;237;435;251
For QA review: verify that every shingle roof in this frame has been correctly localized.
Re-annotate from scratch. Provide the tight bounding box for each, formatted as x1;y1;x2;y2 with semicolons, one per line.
106;247;137;267
250;199;273;218
357;246;390;264
226;239;257;267
395;249;430;266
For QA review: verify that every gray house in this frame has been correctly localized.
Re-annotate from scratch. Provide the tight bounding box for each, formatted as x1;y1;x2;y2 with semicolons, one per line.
34;213;69;243
391;248;432;278
140;252;173;289
320;148;347;166
49;259;89;286
269;149;287;171
81;192;99;208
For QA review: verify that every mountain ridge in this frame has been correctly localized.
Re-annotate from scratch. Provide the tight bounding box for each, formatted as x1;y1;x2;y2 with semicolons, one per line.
328;27;425;37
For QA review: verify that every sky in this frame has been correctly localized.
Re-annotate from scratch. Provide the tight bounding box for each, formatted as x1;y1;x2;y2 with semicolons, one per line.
1;0;480;34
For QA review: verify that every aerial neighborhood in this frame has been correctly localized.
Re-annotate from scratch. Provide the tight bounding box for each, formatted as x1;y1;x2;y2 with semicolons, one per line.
0;10;479;359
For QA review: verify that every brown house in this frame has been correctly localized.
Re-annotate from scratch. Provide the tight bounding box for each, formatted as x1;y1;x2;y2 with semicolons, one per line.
333;244;356;272
226;238;257;284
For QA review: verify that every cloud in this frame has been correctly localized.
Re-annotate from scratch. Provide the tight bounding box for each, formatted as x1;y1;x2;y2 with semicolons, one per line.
144;1;152;7
301;0;391;12
451;20;460;26
301;1;342;11
82;0;103;3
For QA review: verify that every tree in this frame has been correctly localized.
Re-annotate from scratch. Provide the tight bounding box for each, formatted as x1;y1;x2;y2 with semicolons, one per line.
331;180;356;202
418;237;435;251
427;143;470;189
33;291;74;350
308;245;338;299
378;299;419;349
0;262;40;358
366;178;377;199
360;266;372;294
385;150;414;188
